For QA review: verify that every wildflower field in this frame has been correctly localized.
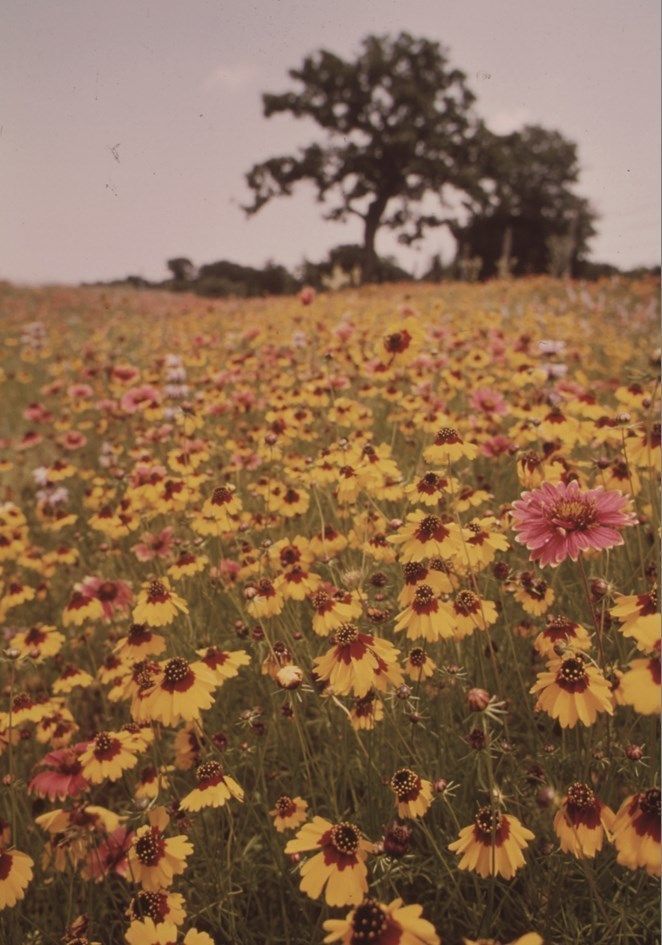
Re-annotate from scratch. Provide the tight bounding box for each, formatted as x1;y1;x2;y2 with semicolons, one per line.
0;276;659;945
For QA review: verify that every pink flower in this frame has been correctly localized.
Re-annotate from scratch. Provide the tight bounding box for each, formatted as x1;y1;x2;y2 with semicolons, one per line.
119;384;161;414
84;826;134;882
511;480;637;568
132;526;174;562
470;386;509;416
482;434;516;457
29;745;89;800
80;575;133;618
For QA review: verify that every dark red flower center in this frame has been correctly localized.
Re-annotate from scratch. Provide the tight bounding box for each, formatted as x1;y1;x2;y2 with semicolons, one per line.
351;899;388;944
162;657;194;692
329;822;360;856
557;658;589;693
134;828;165;866
390;767;421;801
275;795;296;817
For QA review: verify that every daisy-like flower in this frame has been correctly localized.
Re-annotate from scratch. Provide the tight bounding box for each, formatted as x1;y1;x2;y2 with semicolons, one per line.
389;768;433;819
313;624;402;698
0;848;34;910
448;807;534;879
80;575;133;618
388;512;464;563
309;589;363;637
179;760;244;812
350;691;384;731
114;623;166;660
270;794;309;832
126;889;187;926
450;590;498;640
612;788;661;876
394;585;455;642
138;657;218;726
610;587;660;651
10;623;64;661
132;578;188;627
80;730;139;783
285;817;375;906
511;481;636;568
618;651;661;715
533;615;591;659
513;572;555;616
52;663;95;694
553;782;615;859
405;647;437;681
127;808;194;891
196;645;250;684
29;745;88;800
62;587;104;626
423;426;478;463
125;918;213;945
323;897;440;945
530;656;613;728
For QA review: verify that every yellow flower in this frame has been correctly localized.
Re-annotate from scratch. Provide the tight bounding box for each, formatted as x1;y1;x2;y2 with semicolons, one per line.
323;897;440;945
611;788;661;876
553;782;615;859
195;645;251;683
127;808;194;891
126;889;187;926
270;794;309;832
313;624;402;698
618;654;661;715
132;578;188;627
449;807;534;879
80;730;139;783
179;761;244;812
530;656;614;728
137;658;218;726
394;585;456;642
349;692;384;730
423;426;478;463
389;767;433;819
533;615;591;659
610;588;660;651
388;511;464;563
285;817;375;906
0;849;34;910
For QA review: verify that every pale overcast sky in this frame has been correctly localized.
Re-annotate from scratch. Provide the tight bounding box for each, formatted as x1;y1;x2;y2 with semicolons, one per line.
1;0;660;284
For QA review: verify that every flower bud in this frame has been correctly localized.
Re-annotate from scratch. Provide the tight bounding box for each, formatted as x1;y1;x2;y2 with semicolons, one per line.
467;688;491;712
276;664;304;690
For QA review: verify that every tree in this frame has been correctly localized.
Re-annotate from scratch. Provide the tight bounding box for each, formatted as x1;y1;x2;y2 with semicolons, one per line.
452;125;597;278
166;257;197;283
243;32;483;283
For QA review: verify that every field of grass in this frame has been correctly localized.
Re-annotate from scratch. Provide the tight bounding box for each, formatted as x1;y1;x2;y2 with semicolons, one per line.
0;277;659;945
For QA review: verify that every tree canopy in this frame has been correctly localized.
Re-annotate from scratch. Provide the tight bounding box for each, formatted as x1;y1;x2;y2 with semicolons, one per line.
243;32;484;282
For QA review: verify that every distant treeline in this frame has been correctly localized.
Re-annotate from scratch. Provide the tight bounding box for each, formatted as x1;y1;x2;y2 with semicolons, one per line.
92;245;660;298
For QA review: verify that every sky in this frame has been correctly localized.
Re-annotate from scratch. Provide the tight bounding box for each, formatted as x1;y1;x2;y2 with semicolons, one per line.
1;0;660;284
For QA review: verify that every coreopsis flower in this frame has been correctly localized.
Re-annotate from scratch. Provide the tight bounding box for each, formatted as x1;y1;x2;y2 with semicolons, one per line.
394;585;455;642
270;794;309;832
62;587;104;626
610;587;660;651
423;426;478;463
350;691;384;730
398;560;455;606
309;589;362;636
245;578;284;618
618;652;661;715
10;623;64;660
168;551;209;580
0;848;34;910
553;781;615;859
10;691;53;725
196;484;242;532
29;745;88;800
611;788;661;876
114;623;167;660
132;578;188;627
127;808;194;891
448;807;534;879
313;624;402;697
80;730;139;783
125;918;213;945
450;590;498;639
513;572;555;616
626;420;661;470
195;645;250;684
389;768;433;819
137;657;218;726
179;760;244;812
52;663;95;694
323;897;440;945
460;518;510;571
388;512;464;563
284;817;375;906
534;615;591;659
405;470;458;506
126;889;187;926
530;656;614;728
405;647;437;681
309;525;348;559
511;481;636;567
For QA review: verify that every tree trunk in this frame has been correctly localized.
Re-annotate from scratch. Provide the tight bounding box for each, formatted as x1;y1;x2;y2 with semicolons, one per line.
361;196;388;285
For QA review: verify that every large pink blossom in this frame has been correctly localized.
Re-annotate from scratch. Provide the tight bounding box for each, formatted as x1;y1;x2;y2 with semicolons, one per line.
79;575;133;618
511;480;637;568
29;745;89;801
